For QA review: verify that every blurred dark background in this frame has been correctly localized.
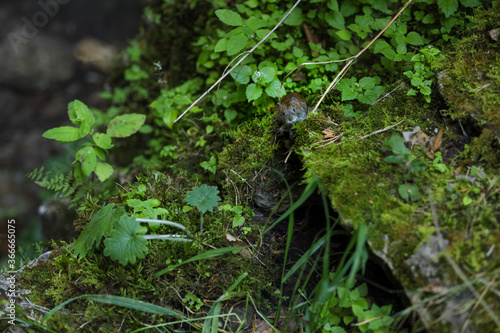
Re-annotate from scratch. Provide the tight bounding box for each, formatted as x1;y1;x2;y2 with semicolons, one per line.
0;0;145;267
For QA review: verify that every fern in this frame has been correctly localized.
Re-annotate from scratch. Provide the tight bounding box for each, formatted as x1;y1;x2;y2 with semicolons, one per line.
27;167;79;199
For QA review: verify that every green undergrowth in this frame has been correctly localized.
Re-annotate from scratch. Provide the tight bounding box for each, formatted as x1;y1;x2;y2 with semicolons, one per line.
7;0;500;332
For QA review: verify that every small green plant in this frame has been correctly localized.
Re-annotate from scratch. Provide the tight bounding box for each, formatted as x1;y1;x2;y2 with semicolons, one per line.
404;46;445;102
200;155;217;174
307;279;395;333
42;100;146;182
182;293;204;311
73;204;193;266
184;184;221;234
383;135;428;201
218;204;246;228
336;76;385;105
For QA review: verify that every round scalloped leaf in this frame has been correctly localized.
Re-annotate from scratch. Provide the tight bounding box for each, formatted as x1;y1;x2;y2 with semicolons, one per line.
103;215;148;265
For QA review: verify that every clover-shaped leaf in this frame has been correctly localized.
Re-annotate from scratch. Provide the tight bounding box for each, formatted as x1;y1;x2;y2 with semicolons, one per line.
185;184;221;214
103;215;148;265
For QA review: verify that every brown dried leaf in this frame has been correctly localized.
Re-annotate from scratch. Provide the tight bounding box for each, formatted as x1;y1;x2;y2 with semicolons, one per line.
431;128;443;152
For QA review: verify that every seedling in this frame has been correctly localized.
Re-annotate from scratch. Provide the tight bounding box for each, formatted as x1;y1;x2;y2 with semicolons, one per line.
184;184;221;234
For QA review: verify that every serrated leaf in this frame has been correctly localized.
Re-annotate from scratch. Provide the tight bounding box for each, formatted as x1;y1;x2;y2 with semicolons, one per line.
92;132;114;149
227;32;248;56
438;0;458;17
95;161;114;181
406;31;424;45
265;80;286;98
163;109;178;129
215;9;243;26
246;83;263;102
214;38;227;52
358;77;376;89
68;100;95;127
232;215;245;228
42;126;82;142
231;65;252;84
185;184;221;214
107;114;146;138
325;11;345;30
103;215;148;265
341;87;358;101
257;67;275;84
336;29;352;41
284;7;303;26
246;16;268;30
374;40;395;59
76;146;97;177
73;204;125;258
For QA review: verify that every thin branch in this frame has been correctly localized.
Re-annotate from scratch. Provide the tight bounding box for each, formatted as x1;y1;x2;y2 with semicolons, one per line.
174;0;303;123
358;119;404;140
310;0;413;113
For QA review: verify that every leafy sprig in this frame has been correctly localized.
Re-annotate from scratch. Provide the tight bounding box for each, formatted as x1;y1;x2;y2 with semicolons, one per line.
42;100;146;182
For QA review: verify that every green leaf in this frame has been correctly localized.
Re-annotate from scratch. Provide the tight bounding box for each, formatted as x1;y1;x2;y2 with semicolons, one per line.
214;38;227;52
95;162;114;181
246;83;263;102
185;184;221;214
246;16;268;30
73;204;125;258
92;133;114;149
438;0;458;17
256;67;275;84
374;40;395;59
265;80;286;98
384;155;401;164
232;215;245;228
215;9;243;26
463;196;473;206
231;65;252;84
336;29;352;41
284;7;303;26
383;135;410;156
103;215;148;265
42;126;82;142
398;184;421;201
460;0;480;7
68;100;95;129
325;11;345;30
406;31;424;45
227;32;248;55
163;109;178;129
340;2;358;16
200;155;217;174
327;0;339;11
224;109;237;123
358;77;376;89
107;114;146;138
156;246;247;277
76;146;97;177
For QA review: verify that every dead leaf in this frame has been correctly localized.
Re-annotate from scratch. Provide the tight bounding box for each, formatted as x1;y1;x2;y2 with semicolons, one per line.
430;128;443;152
322;130;335;138
489;28;500;41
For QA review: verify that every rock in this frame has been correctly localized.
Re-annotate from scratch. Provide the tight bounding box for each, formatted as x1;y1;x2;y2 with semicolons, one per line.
0;28;74;90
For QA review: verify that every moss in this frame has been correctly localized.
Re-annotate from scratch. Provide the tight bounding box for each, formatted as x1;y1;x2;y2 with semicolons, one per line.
435;3;500;170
